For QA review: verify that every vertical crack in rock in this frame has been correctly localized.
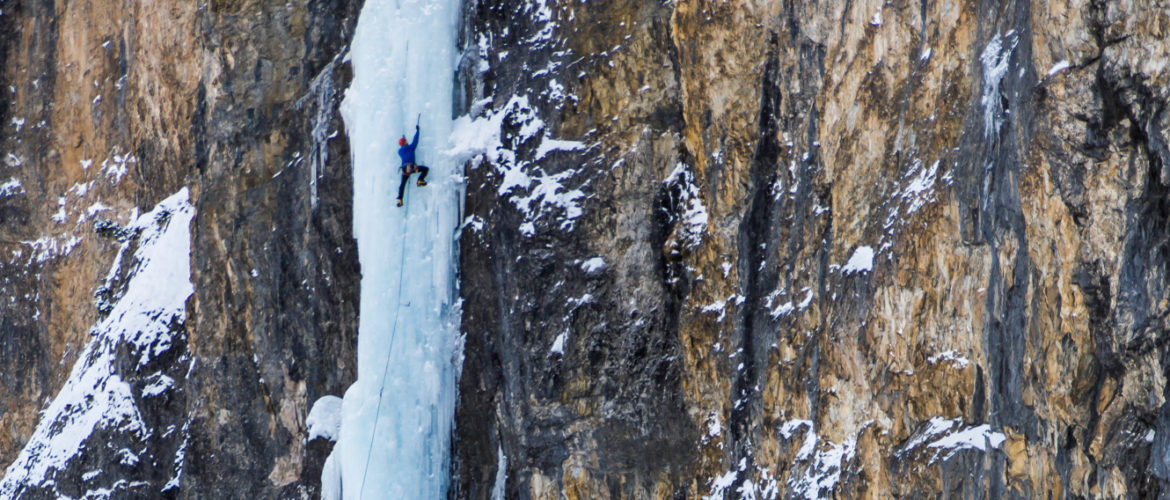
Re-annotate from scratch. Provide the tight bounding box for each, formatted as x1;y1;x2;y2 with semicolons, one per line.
954;1;1039;455
728;32;784;487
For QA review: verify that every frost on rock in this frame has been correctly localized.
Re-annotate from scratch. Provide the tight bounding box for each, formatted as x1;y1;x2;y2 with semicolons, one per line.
0;188;195;498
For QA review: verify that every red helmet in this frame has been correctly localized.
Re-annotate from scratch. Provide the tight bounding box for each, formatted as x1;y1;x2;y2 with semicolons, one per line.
398;136;407;146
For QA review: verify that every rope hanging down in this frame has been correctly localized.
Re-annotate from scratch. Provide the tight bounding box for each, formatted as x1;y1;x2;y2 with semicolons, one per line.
357;186;412;499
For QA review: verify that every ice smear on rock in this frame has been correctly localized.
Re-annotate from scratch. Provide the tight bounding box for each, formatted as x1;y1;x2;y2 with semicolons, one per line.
980;30;1018;138
322;0;461;497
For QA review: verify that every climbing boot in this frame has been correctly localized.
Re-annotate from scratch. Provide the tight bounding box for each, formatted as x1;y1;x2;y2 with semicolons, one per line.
417;179;427;187
396;199;403;207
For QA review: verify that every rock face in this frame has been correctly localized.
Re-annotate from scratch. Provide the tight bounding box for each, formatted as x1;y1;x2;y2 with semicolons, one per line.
0;0;361;497
454;0;1170;498
5;0;1170;497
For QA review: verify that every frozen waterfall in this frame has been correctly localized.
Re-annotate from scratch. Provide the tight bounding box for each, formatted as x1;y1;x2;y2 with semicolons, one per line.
320;0;461;497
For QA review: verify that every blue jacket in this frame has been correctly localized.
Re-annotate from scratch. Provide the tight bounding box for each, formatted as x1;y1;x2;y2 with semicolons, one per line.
398;129;419;168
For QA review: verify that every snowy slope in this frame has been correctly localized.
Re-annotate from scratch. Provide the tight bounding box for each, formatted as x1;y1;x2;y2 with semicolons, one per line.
0;189;195;498
319;0;462;497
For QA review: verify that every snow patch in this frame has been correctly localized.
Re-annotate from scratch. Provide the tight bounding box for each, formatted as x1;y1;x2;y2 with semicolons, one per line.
704;458;746;499
927;350;970;369
101;150;135;184
550;332;567;355
580;257;606;274
535;137;587;160
928;424;1006;454
706;413;722;438
897;417;1006;464
141;373;175;398
1046;60;1070;77
307;395;344;442
0;177;21;197
449;95;592;234
770;288;814;319
51;196;67;223
777;420;857;500
841;246;875;275
664;162;709;250
901;160;939;214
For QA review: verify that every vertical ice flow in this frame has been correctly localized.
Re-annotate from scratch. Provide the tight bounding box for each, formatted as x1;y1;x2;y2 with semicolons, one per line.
323;0;460;497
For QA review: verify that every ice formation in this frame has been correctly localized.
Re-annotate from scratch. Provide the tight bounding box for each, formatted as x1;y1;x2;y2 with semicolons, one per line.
320;0;462;497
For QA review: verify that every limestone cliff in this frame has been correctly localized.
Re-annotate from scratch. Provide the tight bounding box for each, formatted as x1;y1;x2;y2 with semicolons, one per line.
0;0;361;497
4;0;1170;497
453;0;1170;498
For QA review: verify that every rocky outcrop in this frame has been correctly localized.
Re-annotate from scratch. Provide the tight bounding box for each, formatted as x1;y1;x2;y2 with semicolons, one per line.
454;0;1170;497
0;0;362;497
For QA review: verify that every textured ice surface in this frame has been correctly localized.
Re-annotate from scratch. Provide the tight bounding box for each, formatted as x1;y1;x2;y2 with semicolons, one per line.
323;0;461;497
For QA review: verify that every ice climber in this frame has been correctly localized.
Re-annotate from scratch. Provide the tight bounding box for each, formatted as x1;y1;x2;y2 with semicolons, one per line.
396;124;429;207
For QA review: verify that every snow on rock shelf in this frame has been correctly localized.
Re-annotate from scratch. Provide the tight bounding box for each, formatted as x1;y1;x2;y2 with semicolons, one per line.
896;417;1007;465
841;246;875;275
308;395;344;442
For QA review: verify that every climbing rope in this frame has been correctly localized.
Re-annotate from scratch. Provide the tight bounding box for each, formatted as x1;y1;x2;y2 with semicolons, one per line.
357;185;411;499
